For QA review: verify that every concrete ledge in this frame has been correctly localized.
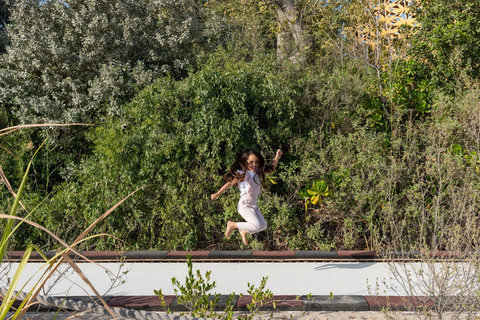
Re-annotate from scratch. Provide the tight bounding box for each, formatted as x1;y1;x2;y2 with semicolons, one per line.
123;251;169;260
6;251;75;261
294;251;338;259
270;295;303;311
252;251;295;259
81;251;121;260
303;295;369;311
6;250;474;263
79;295;433;312
237;295;302;311
208;251;252;259
170;295;239;312
107;296;165;311
165;251;211;259
336;251;378;259
29;251;58;260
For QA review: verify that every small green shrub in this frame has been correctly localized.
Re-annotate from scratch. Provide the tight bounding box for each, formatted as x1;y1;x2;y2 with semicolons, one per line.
155;255;235;319
154;255;288;320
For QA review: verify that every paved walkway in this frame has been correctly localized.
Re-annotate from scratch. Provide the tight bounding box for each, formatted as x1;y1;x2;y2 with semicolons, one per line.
10;311;424;320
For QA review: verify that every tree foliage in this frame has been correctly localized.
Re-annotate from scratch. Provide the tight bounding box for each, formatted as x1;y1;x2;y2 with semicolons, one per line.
0;0;228;189
0;0;11;54
0;0;223;126
408;0;480;91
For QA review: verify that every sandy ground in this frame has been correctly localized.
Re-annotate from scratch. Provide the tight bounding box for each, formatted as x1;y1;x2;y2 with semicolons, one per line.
251;311;476;319
238;311;419;319
11;311;458;320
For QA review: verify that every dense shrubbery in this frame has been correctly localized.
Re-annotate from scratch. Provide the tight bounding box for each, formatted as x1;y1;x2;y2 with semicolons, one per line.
1;0;480;252
1;0;221;125
24;54;298;250
6;53;478;252
0;0;227;186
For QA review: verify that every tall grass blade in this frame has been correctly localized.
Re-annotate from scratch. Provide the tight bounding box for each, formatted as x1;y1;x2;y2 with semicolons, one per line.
0;123;104;318
16;187;145;319
2;246;65;319
73;186;150;245
0;163;27;211
0;247;33;320
61;253;116;319
0;214;94;264
0;216;118;319
0;145;18;158
0;123;93;137
0;140;47;261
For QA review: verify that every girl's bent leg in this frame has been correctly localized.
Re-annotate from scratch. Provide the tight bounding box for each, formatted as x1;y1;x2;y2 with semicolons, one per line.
225;221;248;245
240;230;249;245
225;221;237;239
236;204;267;234
255;207;267;232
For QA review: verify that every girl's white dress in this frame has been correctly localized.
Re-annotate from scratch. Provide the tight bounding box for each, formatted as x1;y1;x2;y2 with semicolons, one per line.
236;170;267;234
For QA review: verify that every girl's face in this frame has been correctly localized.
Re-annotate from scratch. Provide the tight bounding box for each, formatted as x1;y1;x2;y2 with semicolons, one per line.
246;154;260;172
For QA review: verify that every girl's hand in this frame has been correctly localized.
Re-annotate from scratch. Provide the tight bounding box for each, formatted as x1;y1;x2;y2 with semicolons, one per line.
211;193;219;200
270;149;283;170
275;149;283;159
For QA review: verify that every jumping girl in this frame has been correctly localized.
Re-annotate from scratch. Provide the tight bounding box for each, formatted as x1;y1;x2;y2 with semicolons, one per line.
211;149;282;245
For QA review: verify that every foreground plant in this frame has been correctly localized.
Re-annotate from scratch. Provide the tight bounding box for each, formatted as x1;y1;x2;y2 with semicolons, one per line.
238;276;275;320
154;255;306;320
0;124;137;319
155;254;236;319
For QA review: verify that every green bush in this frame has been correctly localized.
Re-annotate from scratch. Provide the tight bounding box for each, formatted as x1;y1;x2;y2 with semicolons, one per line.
5;45;480;252
28;54;305;250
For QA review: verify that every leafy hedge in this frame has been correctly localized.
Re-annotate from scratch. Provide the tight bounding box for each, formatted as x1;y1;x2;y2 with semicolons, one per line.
4;50;480;252
22;55;299;250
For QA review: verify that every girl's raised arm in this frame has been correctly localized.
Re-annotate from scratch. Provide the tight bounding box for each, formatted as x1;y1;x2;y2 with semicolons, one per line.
271;149;283;169
211;179;238;200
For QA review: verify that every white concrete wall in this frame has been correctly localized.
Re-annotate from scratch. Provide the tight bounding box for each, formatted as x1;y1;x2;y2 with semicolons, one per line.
1;261;421;297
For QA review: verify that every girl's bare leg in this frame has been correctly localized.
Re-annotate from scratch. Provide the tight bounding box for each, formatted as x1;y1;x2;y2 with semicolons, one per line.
240;230;249;245
225;221;237;239
226;221;249;245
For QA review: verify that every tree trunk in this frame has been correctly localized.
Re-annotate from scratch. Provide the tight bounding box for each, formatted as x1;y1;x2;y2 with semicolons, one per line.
275;0;308;63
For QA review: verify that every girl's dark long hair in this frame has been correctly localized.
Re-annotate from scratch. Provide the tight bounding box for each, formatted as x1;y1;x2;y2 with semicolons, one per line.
224;149;275;187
